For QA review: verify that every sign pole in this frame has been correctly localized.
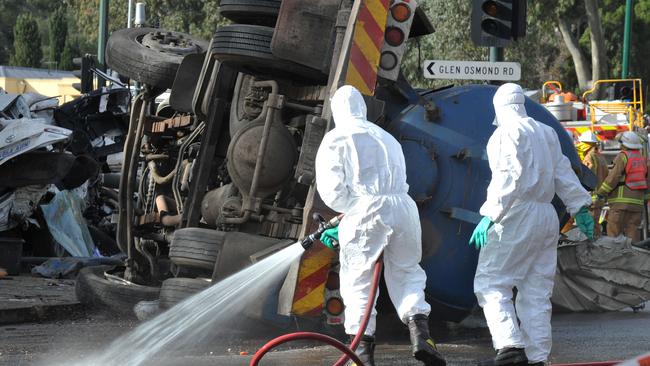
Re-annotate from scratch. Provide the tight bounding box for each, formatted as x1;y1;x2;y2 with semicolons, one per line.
97;0;109;87
621;0;633;79
489;47;504;63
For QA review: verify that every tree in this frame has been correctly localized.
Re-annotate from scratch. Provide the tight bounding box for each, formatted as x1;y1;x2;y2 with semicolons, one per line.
48;6;68;68
401;0;566;90
59;37;80;71
547;0;608;91
10;13;42;68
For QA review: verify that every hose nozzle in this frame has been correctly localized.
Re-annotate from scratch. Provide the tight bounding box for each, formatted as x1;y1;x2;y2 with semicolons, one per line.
300;213;342;251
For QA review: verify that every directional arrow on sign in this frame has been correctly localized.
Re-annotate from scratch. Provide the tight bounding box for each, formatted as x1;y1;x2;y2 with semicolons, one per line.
426;62;435;76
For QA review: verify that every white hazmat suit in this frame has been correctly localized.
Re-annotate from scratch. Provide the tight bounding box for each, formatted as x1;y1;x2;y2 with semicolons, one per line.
315;85;430;336
475;83;591;363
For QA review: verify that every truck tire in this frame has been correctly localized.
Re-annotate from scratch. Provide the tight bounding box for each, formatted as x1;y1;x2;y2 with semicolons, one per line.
106;28;209;89
219;0;282;27
169;228;225;271
159;277;211;309
75;266;160;316
211;25;326;83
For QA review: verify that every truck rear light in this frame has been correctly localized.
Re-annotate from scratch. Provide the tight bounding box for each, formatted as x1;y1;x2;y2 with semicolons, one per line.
326;271;340;290
326;297;344;316
391;3;411;22
379;52;398;70
377;0;417;81
385;27;405;46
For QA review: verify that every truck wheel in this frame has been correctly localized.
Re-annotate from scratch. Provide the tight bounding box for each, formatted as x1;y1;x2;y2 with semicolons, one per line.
169;228;225;271
159;277;211;309
75;266;160;316
106;28;209;89
219;0;281;27
211;25;326;84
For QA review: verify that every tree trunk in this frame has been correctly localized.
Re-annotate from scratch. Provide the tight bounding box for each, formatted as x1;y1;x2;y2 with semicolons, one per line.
558;16;591;90
584;0;607;87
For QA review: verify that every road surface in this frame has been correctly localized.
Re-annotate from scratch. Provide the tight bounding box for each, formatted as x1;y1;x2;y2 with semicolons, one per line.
0;304;648;365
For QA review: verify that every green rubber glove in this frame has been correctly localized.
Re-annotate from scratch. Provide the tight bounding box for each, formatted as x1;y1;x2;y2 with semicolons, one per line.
469;216;493;250
574;206;594;240
320;226;339;249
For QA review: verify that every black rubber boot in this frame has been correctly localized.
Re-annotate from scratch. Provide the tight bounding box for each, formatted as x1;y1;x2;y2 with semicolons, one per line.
528;362;545;366
477;348;528;366
344;335;376;366
407;314;447;366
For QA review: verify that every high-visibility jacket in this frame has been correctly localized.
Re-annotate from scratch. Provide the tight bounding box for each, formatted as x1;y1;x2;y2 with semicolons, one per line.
597;150;650;209
623;150;648;190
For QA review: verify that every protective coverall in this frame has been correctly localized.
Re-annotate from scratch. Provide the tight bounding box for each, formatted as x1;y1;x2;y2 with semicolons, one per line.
475;84;592;363
315;85;430;336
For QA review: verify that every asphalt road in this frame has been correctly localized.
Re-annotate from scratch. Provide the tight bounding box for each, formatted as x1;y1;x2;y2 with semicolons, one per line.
0;304;648;366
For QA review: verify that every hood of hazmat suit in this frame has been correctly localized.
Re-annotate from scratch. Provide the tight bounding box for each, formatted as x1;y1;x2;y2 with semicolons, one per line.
315;85;430;336
474;83;591;363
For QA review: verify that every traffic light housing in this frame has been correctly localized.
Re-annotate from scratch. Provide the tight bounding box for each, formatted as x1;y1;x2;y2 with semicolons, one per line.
72;54;96;93
377;0;418;81
471;0;527;47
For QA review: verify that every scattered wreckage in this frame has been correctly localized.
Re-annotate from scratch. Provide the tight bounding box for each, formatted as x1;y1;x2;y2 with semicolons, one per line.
0;86;129;274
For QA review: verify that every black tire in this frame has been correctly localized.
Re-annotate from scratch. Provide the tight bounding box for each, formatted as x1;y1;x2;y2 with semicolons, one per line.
219;0;282;27
169;228;225;271
159;277;211;309
211;25;326;83
106;28;209;89
75;266;160;316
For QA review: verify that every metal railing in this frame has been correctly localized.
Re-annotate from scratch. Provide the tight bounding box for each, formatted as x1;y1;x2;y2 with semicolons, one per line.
582;79;645;131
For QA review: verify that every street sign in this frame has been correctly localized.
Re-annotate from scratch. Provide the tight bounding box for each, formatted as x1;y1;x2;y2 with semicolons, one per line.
423;60;521;81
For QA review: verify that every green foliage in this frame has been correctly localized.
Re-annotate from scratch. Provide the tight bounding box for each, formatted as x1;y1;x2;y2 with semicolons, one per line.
67;0;226;54
402;0;570;90
48;6;68;68
10;13;42;68
59;37;80;71
3;0;650;96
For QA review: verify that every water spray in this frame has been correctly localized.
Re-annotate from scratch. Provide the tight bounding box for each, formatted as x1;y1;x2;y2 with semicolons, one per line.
251;213;384;366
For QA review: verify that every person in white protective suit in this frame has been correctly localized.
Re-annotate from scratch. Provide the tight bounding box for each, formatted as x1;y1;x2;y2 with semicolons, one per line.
315;85;446;366
471;83;594;366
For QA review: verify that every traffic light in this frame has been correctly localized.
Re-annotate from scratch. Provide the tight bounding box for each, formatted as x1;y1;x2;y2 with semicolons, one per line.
471;0;527;47
72;54;95;93
377;0;418;81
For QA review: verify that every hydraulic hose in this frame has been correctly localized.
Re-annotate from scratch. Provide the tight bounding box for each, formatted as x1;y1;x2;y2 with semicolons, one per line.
250;254;384;366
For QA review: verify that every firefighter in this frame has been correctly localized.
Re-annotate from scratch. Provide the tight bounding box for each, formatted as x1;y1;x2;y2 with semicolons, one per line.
596;131;649;242
315;85;446;366
575;130;609;236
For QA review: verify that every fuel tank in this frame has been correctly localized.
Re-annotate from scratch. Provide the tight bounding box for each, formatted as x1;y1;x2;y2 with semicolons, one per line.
382;84;582;321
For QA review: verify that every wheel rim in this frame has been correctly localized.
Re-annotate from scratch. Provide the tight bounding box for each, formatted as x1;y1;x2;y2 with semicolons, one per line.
141;31;201;56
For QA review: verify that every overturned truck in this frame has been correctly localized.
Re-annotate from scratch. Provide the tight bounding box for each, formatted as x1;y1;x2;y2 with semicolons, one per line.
75;0;650;325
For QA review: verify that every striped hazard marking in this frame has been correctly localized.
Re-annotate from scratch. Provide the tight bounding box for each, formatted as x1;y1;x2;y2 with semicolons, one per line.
567;125;629;140
292;245;335;316
345;0;390;96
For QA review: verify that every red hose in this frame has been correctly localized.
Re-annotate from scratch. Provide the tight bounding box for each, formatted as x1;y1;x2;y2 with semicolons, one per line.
250;255;384;366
